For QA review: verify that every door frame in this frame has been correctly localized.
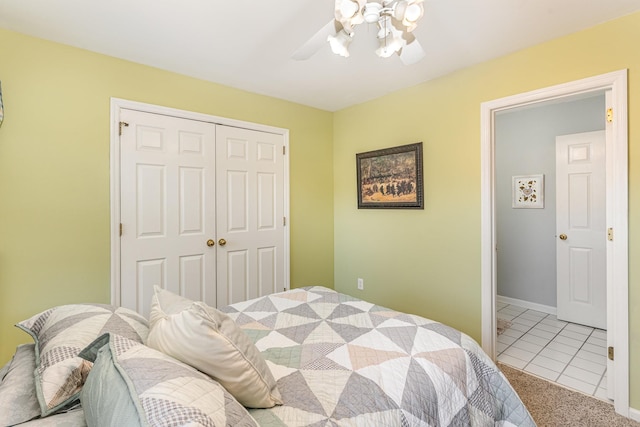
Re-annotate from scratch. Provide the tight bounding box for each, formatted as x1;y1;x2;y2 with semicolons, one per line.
109;98;291;307
480;70;629;416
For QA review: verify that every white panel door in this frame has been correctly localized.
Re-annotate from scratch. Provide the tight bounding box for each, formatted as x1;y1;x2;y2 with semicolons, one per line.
556;130;606;329
120;109;216;317
216;125;285;305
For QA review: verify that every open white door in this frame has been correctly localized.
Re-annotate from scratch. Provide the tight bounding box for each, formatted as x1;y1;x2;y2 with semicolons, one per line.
555;130;606;329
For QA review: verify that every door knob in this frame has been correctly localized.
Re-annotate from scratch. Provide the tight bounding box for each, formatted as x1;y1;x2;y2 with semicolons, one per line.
218;238;227;246
206;239;215;247
559;234;568;240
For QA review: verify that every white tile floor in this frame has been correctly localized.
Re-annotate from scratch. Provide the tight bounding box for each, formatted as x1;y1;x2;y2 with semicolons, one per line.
496;302;609;400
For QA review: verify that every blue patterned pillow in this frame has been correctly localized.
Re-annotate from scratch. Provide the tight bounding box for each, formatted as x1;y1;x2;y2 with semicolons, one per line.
79;333;258;427
17;304;148;416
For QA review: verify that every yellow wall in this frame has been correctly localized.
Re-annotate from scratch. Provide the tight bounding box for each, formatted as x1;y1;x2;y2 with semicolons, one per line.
333;12;639;408
0;29;334;362
1;9;639;411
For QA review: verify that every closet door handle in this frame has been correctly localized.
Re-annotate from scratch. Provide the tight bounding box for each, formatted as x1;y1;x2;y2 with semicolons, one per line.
206;239;215;247
218;238;227;247
559;234;568;240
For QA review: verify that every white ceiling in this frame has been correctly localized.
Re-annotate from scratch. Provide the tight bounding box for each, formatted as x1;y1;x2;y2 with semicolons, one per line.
2;0;640;111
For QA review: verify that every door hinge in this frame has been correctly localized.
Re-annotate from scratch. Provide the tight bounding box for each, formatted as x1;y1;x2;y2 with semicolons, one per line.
119;223;123;237
283;217;286;226
606;108;613;123
608;346;614;361
119;121;129;136
283;146;286;155
607;227;614;241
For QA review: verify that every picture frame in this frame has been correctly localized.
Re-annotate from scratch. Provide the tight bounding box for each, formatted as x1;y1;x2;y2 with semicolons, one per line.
356;142;423;209
512;174;544;209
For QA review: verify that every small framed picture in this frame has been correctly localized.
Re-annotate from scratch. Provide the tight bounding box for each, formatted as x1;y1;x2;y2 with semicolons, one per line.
512;174;544;209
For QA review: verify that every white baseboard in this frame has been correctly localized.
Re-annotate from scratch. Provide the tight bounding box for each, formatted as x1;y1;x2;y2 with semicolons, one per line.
629;407;640;422
497;295;557;316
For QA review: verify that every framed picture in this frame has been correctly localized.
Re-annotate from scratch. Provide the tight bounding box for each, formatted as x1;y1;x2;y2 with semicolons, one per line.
512;174;544;208
356;142;423;209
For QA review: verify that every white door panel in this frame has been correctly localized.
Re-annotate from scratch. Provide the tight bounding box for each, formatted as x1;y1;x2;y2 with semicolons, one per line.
120;109;217;317
556;130;606;329
120;111;286;314
216;126;285;306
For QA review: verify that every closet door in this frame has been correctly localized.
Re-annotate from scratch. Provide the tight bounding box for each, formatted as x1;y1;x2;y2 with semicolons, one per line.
120;109;217;317
215;125;285;305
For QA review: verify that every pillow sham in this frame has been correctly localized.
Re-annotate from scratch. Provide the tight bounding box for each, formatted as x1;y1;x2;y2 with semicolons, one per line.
79;333;257;427
16;303;148;416
146;287;282;408
0;344;41;426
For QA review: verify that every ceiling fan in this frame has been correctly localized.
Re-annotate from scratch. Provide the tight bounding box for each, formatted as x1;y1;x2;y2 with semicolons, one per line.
292;0;426;65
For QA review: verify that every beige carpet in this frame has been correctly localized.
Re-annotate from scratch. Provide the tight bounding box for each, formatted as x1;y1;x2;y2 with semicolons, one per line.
499;362;640;426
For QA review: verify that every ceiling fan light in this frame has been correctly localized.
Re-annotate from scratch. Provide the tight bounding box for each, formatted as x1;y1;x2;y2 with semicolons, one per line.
335;0;365;32
404;3;423;22
363;2;383;23
339;0;359;18
325;0;423;62
403;5;423;30
393;0;424;31
328;30;353;57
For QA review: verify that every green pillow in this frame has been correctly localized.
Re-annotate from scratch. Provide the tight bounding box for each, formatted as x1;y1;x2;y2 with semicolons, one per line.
79;333;258;427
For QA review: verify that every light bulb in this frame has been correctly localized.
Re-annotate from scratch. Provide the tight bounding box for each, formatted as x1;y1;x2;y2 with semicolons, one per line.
339;0;359;18
404;3;422;22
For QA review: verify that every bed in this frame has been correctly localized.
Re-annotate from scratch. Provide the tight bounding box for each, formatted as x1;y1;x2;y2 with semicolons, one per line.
0;286;535;426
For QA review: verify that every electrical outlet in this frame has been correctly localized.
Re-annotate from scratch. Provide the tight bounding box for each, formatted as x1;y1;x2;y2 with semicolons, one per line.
357;278;364;290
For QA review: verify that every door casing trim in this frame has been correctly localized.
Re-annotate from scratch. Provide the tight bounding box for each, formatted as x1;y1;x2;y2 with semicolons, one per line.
480;70;629;416
109;98;291;308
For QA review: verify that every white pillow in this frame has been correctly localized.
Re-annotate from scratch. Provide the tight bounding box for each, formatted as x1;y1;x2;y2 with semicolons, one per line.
146;287;282;409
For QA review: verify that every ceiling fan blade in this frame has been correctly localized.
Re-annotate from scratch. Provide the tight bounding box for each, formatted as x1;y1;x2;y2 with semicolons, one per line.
399;37;425;65
292;20;341;60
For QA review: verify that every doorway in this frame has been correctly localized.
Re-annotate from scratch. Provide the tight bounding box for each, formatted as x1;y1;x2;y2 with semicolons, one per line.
493;96;609;399
480;71;629;417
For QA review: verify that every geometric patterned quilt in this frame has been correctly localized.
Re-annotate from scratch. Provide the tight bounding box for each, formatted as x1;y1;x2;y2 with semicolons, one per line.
222;287;536;426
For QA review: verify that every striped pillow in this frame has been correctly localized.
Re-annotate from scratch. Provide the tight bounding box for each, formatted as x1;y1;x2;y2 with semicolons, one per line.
17;304;148;416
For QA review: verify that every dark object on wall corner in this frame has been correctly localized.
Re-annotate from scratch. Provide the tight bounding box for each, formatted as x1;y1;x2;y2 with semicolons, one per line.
356;142;424;209
0;81;4;127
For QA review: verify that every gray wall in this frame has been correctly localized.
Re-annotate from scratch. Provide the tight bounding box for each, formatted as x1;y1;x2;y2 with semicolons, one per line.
495;94;605;307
